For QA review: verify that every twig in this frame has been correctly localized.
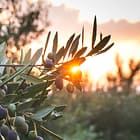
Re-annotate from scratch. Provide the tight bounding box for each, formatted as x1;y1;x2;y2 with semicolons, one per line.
40;125;63;140
0;64;43;67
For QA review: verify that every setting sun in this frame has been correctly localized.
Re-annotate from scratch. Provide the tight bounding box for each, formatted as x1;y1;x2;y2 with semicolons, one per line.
71;66;80;73
1;1;140;140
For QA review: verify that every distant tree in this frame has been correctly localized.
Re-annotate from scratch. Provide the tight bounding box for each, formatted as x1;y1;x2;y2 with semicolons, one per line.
106;54;140;95
0;0;50;61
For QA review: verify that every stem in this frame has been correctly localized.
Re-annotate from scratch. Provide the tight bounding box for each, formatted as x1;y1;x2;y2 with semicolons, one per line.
40;125;63;140
33;120;38;136
0;64;43;67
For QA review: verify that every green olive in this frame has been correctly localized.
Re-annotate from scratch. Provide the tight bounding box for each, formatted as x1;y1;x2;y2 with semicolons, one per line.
0;88;6;97
28;130;37;140
8;104;16;117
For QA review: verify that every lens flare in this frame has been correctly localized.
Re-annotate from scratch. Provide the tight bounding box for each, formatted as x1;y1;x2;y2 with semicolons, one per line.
71;66;80;73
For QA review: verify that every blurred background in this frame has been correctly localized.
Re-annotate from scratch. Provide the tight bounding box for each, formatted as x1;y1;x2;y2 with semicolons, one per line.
0;0;140;139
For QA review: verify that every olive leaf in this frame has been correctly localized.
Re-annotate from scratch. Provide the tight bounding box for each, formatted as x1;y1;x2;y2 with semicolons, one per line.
82;26;84;48
74;47;87;58
63;33;75;60
0;42;7;74
0;94;17;104
32;106;55;121
23;48;31;64
24;81;53;95
69;35;80;57
0;42;6;63
100;32;103;41
94;35;111;53
92;16;97;49
42;31;51;63
87;35;111;56
96;42;114;55
14;81;53;101
54;105;66;112
19;49;24;64
55;46;65;63
21;74;42;84
52;32;58;54
0;63;31;87
16;99;38;112
31;48;43;64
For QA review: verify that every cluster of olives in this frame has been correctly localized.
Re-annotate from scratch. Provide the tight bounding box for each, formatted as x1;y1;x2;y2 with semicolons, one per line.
44;52;83;93
0;105;44;140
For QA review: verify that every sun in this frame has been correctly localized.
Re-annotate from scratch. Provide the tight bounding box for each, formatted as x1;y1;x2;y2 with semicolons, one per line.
71;66;80;73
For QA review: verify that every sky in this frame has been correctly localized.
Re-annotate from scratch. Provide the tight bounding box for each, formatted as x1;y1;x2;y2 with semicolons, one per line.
49;0;140;23
44;0;140;86
32;0;140;86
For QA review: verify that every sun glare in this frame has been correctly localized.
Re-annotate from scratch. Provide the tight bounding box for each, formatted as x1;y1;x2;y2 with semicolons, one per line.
71;66;80;73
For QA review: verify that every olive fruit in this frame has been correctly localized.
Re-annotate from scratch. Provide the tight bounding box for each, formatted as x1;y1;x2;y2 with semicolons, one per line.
55;76;63;90
7;130;19;140
28;130;37;140
47;52;55;60
0;88;6;97
14;116;25;127
2;85;8;93
34;136;44;140
0;106;7;120
16;122;28;135
0;124;9;138
66;83;74;93
45;59;54;68
8;104;16;117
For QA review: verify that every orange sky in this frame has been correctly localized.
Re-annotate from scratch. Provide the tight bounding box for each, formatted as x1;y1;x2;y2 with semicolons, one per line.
27;0;140;86
45;2;140;85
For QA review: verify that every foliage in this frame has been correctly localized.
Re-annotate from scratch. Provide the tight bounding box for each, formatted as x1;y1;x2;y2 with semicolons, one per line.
0;16;113;139
47;90;140;140
106;54;140;95
0;0;49;61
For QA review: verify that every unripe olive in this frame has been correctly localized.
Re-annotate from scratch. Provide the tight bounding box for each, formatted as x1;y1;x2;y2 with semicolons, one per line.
34;136;44;140
8;104;16;117
66;83;74;93
0;124;9;138
14;116;25;127
2;85;8;93
28;130;37;140
47;52;55;60
0;88;6;97
45;59;54;68
0;106;7;120
55;76;63;90
16;122;28;135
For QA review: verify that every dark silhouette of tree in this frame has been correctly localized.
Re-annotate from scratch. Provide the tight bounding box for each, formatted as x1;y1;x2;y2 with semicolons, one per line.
0;0;50;61
106;54;140;95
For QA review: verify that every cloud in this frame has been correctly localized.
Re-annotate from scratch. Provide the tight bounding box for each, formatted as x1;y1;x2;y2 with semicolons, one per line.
48;4;140;43
99;20;140;41
48;4;81;33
